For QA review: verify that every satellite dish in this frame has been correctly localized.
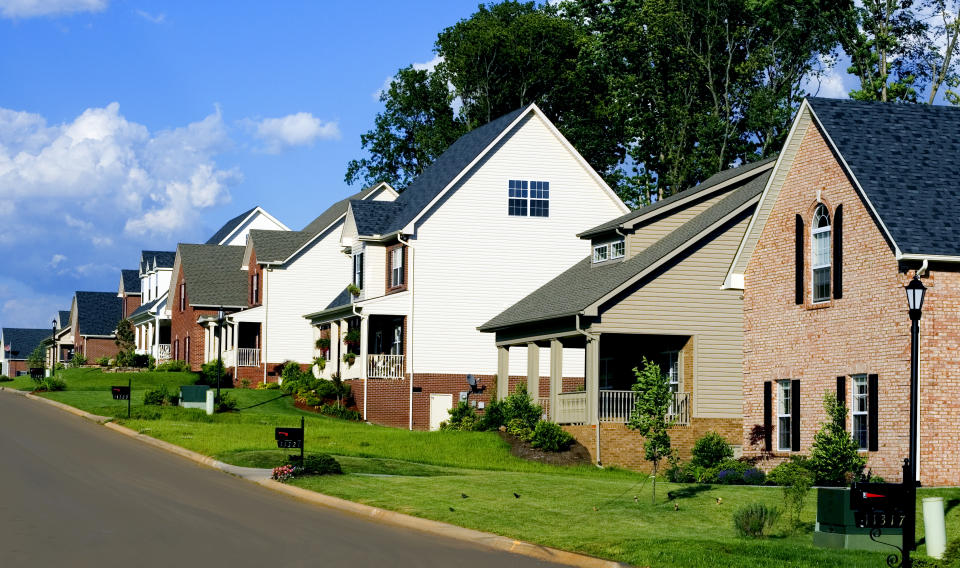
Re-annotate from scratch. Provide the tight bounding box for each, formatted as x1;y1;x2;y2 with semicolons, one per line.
466;374;477;387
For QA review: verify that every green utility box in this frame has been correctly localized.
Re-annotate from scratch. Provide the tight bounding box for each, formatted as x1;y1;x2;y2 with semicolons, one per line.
814;487;902;551
179;385;210;409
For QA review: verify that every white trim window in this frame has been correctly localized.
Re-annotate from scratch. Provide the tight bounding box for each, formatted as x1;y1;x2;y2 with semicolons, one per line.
353;252;364;289
508;180;528;216
593;244;608;263
778;379;792;451
530;180;549;217
812;204;831;302
508;179;549;217
611;240;625;259
390;247;404;287
852;374;868;450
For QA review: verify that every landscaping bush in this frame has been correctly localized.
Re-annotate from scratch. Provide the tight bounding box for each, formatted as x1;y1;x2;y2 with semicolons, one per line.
530;421;574;452
300;454;342;475
742;468;766;485
505;417;533;441
198;358;227;387
53;362;66;371
478;397;507;430
317;404;361;421
501;384;543;430
767;457;814;486
691;431;734;468
130;353;150;368
271;464;299;483
155;359;189;372
40;376;67;392
773;460;814;530
0;375;11;382
733;503;780;538
143;384;170;406
69;353;87;367
255;381;280;390
810;393;866;485
214;392;238;412
96;356;110;367
441;401;480;431
703;458;751;484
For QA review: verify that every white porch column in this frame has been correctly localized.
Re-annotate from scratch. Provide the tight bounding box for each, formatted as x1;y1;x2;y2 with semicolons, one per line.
359;316;369;380
497;346;510;400
329;321;340;375
526;342;540;399
549;339;563;422
585;335;600;425
204;326;212;363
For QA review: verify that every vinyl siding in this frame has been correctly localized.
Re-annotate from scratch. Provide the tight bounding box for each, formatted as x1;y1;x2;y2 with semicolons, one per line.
410;112;626;377
592;213;753;419
628;190;732;256
220;212;287;246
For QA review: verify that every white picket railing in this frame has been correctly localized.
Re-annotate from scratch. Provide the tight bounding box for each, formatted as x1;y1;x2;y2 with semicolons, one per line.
238;348;260;367
368;354;404;379
598;390;691;426
537;397;551;420
556;392;587;425
156;344;171;361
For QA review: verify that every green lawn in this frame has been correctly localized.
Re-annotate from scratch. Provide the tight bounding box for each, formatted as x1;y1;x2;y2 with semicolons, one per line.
12;369;958;567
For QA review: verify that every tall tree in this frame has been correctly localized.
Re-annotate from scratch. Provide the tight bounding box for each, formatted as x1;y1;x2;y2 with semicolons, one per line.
345;65;467;189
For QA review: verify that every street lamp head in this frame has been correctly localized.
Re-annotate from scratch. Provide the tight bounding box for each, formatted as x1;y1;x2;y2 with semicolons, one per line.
906;275;927;317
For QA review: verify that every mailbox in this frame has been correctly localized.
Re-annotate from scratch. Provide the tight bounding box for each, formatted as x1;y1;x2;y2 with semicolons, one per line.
850;482;909;529
111;385;131;400
275;427;304;449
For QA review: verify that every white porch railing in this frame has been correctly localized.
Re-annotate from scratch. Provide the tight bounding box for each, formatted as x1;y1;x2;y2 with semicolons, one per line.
368;354;404;379
156;344;171;361
537;397;550;420
238;348;260;367
598;390;691;426
556;392;587;425
222;349;236;368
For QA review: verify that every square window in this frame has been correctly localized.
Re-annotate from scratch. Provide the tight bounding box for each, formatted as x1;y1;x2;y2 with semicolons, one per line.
593;244;608;263
611;240;625;258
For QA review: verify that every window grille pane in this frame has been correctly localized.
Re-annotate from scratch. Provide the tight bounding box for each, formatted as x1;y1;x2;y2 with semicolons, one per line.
813;267;831;302
779;417;791;450
593;245;608;263
530;199;549;217
611;241;625;258
813;231;831;266
508;199;527;216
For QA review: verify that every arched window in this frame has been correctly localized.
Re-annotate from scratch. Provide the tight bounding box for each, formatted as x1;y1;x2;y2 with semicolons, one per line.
811;204;831;302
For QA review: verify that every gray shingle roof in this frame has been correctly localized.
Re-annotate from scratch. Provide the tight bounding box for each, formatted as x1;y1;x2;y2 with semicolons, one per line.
57;310;71;329
205;207;258;245
808;97;960;256
480;169;770;331
178;244;248;307
140;250;175;273
130;296;161;319
2;328;52;360
248;230;314;264
121;269;140;295
350;107;527;236
302;185;383;235
75;291;124;336
579;156;777;239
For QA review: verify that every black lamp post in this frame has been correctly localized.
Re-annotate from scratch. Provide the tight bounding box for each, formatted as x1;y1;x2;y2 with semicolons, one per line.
216;307;224;408
51;319;57;372
903;275;926;568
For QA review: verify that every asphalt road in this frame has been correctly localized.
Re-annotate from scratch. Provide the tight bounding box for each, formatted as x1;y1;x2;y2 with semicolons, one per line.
0;393;562;568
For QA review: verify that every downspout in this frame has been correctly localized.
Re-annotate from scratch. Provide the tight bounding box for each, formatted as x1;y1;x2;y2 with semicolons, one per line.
352;296;367;421
576;313;602;467
398;233;414;431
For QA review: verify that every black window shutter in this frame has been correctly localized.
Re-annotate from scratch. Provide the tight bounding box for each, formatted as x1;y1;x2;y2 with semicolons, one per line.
868;374;879;452
795;215;804;304
837;376;847;431
833;204;843;299
791;379;801;451
763;381;772;452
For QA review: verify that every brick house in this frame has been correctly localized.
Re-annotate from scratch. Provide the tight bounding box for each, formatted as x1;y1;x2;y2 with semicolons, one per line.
69;291;124;361
1;328;51;377
304;104;628;430
168;244;248;372
731;98;960;485
480;160;774;468
118;269;142;318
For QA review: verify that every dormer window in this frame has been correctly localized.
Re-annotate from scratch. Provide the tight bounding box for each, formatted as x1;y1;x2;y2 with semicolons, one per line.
592;238;625;263
508;180;549;217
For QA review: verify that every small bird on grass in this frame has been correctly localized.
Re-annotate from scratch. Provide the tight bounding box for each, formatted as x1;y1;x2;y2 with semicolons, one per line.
673;503;679;511
461;493;469;499
449;507;455;512
513;492;521;499
633;496;638;504
716;497;723;505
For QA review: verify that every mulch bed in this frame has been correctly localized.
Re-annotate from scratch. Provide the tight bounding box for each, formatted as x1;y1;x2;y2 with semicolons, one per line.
497;431;592;466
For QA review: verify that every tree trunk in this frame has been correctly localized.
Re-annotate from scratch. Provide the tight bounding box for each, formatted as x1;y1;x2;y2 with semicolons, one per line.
651;461;658;504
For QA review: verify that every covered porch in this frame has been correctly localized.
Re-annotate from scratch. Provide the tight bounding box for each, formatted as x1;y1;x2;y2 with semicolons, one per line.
131;297;172;362
219;309;262;369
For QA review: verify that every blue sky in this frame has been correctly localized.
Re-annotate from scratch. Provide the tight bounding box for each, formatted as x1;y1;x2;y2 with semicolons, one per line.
0;0;487;329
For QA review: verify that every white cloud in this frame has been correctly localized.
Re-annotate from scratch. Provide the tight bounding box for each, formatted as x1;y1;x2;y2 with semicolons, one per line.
802;55;852;99
134;9;163;23
373;54;444;100
0;0;106;19
48;254;66;268
251;112;340;153
0;102;237;239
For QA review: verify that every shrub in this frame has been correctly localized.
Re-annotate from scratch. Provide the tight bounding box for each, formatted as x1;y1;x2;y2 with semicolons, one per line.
733;503;780;538
767;457;814;486
53;362;66;371
96;356;110;367
691;431;734;469
478;397;507;430
501;384;542;430
301;454;342;475
143;384;170;406
505;417;533;441
69;353;87;367
776;462;814;530
214;392;238;412
530;421;574;452
155;359;189;372
130;353;150;368
40;376;67;392
742;468;767;485
198;359;227;387
271;464;299;483
666;461;695;483
256;381;280;390
810;393;866;485
317;404;361;421
703;458;751;484
0;375;12;382
441;401;480;431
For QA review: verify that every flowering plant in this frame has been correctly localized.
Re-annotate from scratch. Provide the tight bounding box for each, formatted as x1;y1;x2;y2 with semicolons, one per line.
271;464;300;483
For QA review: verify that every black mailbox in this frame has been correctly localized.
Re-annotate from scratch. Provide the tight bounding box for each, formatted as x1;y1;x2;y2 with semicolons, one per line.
111;386;131;400
850;482;909;529
275;427;304;449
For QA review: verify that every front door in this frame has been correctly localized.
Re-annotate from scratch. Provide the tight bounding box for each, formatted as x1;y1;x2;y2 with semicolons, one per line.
429;393;453;431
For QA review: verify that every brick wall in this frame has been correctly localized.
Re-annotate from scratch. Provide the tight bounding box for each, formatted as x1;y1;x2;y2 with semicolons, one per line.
170;266;220;372
123;295;141;318
743;122;960;485
83;337;120;361
5;360;27;376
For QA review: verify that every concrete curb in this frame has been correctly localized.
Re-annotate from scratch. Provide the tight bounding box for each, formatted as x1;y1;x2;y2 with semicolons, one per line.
4;388;628;568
